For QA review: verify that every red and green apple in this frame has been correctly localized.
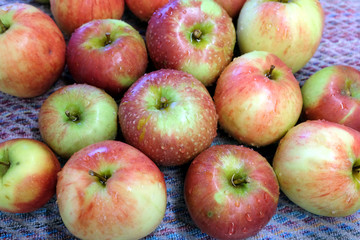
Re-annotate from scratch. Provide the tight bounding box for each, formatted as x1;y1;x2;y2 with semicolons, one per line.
0;138;61;213
214;51;303;147
125;0;170;21
118;69;218;166
56;140;167;240
0;3;65;98
185;144;279;239
146;0;236;86
66;19;148;97
214;0;246;18
273;120;360;217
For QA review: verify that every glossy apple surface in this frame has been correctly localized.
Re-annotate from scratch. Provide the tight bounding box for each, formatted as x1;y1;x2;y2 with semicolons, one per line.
237;0;324;73
214;51;303;147
185;144;279;239
118;69;218;166
0;138;61;213
67;19;148;96
50;0;125;36
57;140;167;240
302;65;360;131
0;3;65;98
146;0;236;86
273;120;360;217
125;0;170;21
214;0;246;18
38;84;118;159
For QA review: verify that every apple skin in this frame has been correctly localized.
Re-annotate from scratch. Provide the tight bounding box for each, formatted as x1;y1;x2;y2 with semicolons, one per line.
214;51;303;147
0;3;65;98
118;69;218;166
50;0;125;36
214;0;246;18
56;140;167;240
0;138;61;213
125;0;170;21
146;0;236;86
184;144;279;240
273;120;360;217
302;65;360;132
38;84;118;159
66;19;148;97
237;0;324;73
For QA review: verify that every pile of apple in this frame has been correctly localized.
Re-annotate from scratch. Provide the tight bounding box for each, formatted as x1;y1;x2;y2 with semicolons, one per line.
1;0;360;239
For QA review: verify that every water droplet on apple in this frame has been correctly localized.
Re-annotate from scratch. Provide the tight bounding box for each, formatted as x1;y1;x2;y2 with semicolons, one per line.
263;192;269;202
227;222;235;235
331;210;337;215
259;211;264;218
242;227;248;233
245;213;252;222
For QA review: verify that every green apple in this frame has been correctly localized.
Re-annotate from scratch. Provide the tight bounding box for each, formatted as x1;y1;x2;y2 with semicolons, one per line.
38;84;118;159
0;138;61;213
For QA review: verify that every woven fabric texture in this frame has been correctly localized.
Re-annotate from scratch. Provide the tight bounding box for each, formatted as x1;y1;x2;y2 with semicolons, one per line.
0;0;360;239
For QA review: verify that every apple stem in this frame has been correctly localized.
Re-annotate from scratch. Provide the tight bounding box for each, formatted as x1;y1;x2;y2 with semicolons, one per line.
0;19;7;34
265;65;276;79
0;161;10;167
159;96;169;110
279;0;289;3
89;170;108;185
104;32;112;46
65;111;79;122
231;173;249;187
192;29;202;42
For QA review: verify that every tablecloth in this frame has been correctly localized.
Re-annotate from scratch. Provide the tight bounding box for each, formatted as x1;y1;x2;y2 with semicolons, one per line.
0;0;360;239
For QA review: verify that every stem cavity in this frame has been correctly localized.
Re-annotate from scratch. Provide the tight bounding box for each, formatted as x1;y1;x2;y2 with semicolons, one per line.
65;110;80;122
231;173;249;187
158;96;169;110
265;65;276;80
192;29;203;42
0;19;7;34
104;32;112;46
89;170;109;186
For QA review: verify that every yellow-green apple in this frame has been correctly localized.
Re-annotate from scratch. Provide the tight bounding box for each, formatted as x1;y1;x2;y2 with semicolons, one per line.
50;0;125;36
214;51;303;147
56;140;167;240
0;3;65;98
214;0;246;18
118;69;218;166
237;0;324;73
273;120;360;217
185;144;279;239
38;84;118;159
146;0;236;86
66;19;148;97
125;0;170;21
302;65;360;132
0;138;61;213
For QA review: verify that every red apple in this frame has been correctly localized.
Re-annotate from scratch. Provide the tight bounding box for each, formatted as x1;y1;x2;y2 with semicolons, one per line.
0;138;61;213
66;19;148;96
0;3;65;98
185;144;279;239
273;120;360;217
214;0;246;18
56;140;167;239
302;65;360;132
50;0;125;36
118;69;218;166
125;0;170;21
214;51;303;147
146;0;236;86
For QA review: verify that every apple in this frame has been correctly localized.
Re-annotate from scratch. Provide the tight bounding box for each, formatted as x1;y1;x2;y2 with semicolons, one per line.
273;120;360;217
301;65;360;132
0;138;61;213
118;69;218;166
185;144;279;239
125;0;170;21
237;0;324;73
66;19;148;97
38;84;118;159
50;0;125;36
56;140;167;240
214;0;246;18
214;51;303;147
0;3;65;98
146;0;236;86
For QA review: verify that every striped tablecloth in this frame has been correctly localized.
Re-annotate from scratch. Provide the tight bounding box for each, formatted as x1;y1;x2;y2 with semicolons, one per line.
0;0;359;239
